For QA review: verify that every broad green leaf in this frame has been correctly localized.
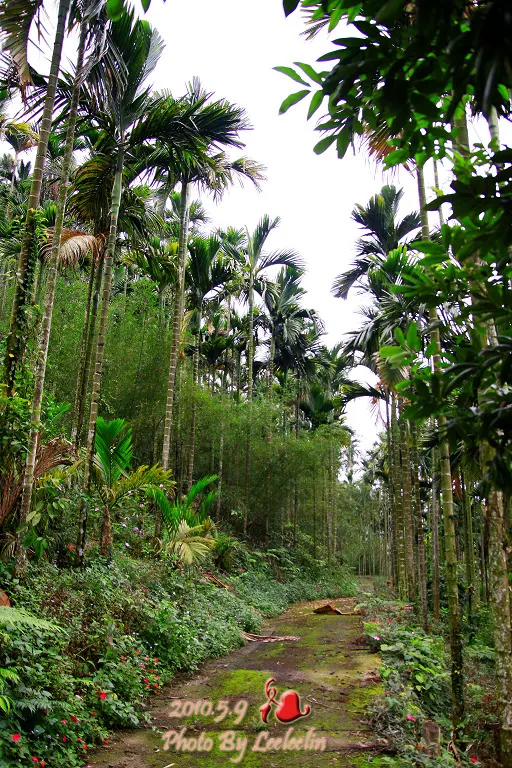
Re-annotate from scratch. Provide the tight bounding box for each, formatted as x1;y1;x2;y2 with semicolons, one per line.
307;90;324;120
107;0;124;20
283;0;300;16
394;327;406;346
337;130;352;158
406;321;421;352
294;62;323;85
274;66;310;87
279;90;310;115
313;134;337;154
141;0;151;11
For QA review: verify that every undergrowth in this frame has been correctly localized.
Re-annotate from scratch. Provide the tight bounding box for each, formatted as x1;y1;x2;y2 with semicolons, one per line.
360;593;498;768
0;550;354;767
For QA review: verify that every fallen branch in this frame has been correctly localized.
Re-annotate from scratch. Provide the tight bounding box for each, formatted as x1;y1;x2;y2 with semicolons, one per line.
241;632;300;642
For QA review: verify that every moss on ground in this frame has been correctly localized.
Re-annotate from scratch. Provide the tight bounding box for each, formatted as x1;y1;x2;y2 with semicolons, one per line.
90;594;383;768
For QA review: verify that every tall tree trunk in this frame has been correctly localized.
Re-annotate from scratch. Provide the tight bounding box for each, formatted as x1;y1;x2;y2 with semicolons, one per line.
162;181;190;470
15;23;88;573
399;407;416;600
411;423;428;630
247;273;254;401
3;0;70;393
75;255;104;446
417;164;464;730
391;393;407;598
431;447;441;621
187;304;201;491
487;488;512;766
77;144;124;565
72;254;96;442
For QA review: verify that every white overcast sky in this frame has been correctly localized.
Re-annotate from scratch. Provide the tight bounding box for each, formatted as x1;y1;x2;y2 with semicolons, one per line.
11;0;512;456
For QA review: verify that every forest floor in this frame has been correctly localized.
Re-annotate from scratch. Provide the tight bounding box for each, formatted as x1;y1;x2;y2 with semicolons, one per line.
89;586;390;768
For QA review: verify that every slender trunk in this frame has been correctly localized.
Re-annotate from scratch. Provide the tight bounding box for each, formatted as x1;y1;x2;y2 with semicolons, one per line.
15;24;88;573
268;332;275;397
432;447;441;621
216;410;225;519
488;487;512;767
461;470;476;625
417;164;464;730
72;255;96;442
411;423;428;630
391;393;407;598
3;0;70;393
76;255;104;446
162;181;190;469
247;273;254;401
187;304;201;491
77;144;124;565
399;406;416;600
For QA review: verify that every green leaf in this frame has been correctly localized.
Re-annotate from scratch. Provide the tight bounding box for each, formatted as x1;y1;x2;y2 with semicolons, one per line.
294;62;323;85
274;66;310;87
279;90;310;115
283;0;300;16
406;321;421;352
307;90;324;120
313;134;337;155
106;0;124;21
337;130;352;158
141;0;151;11
394;327;406;346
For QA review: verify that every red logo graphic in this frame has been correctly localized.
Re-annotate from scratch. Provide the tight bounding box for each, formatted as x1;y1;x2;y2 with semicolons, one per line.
259;678;311;724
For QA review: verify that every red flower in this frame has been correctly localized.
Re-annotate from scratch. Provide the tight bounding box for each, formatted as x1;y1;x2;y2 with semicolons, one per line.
12;734;21;742
67;543;75;550
77;738;82;743
90;712;96;717
135;650;139;654
471;757;478;764
98;691;107;700
103;739;109;744
61;719;67;724
154;658;158;663
41;761;45;768
71;715;79;723
62;736;67;742
32;758;39;764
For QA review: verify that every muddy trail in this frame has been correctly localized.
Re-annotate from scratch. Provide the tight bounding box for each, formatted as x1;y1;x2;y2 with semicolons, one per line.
90;591;387;768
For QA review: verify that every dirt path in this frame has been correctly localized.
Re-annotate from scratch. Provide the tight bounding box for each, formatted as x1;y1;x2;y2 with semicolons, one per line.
90;593;387;768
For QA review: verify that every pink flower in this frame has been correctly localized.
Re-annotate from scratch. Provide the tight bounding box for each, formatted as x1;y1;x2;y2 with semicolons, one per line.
373;635;381;641
61;719;67;724
406;714;416;722
12;734;21;742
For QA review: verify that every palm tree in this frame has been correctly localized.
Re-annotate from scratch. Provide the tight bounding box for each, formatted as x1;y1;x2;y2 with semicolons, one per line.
332;185;420;300
92;417;172;557
185;233;233;489
16;1;108;572
157;82;264;472
1;0;72;393
226;215;304;401
77;10;167;562
263;266;309;395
